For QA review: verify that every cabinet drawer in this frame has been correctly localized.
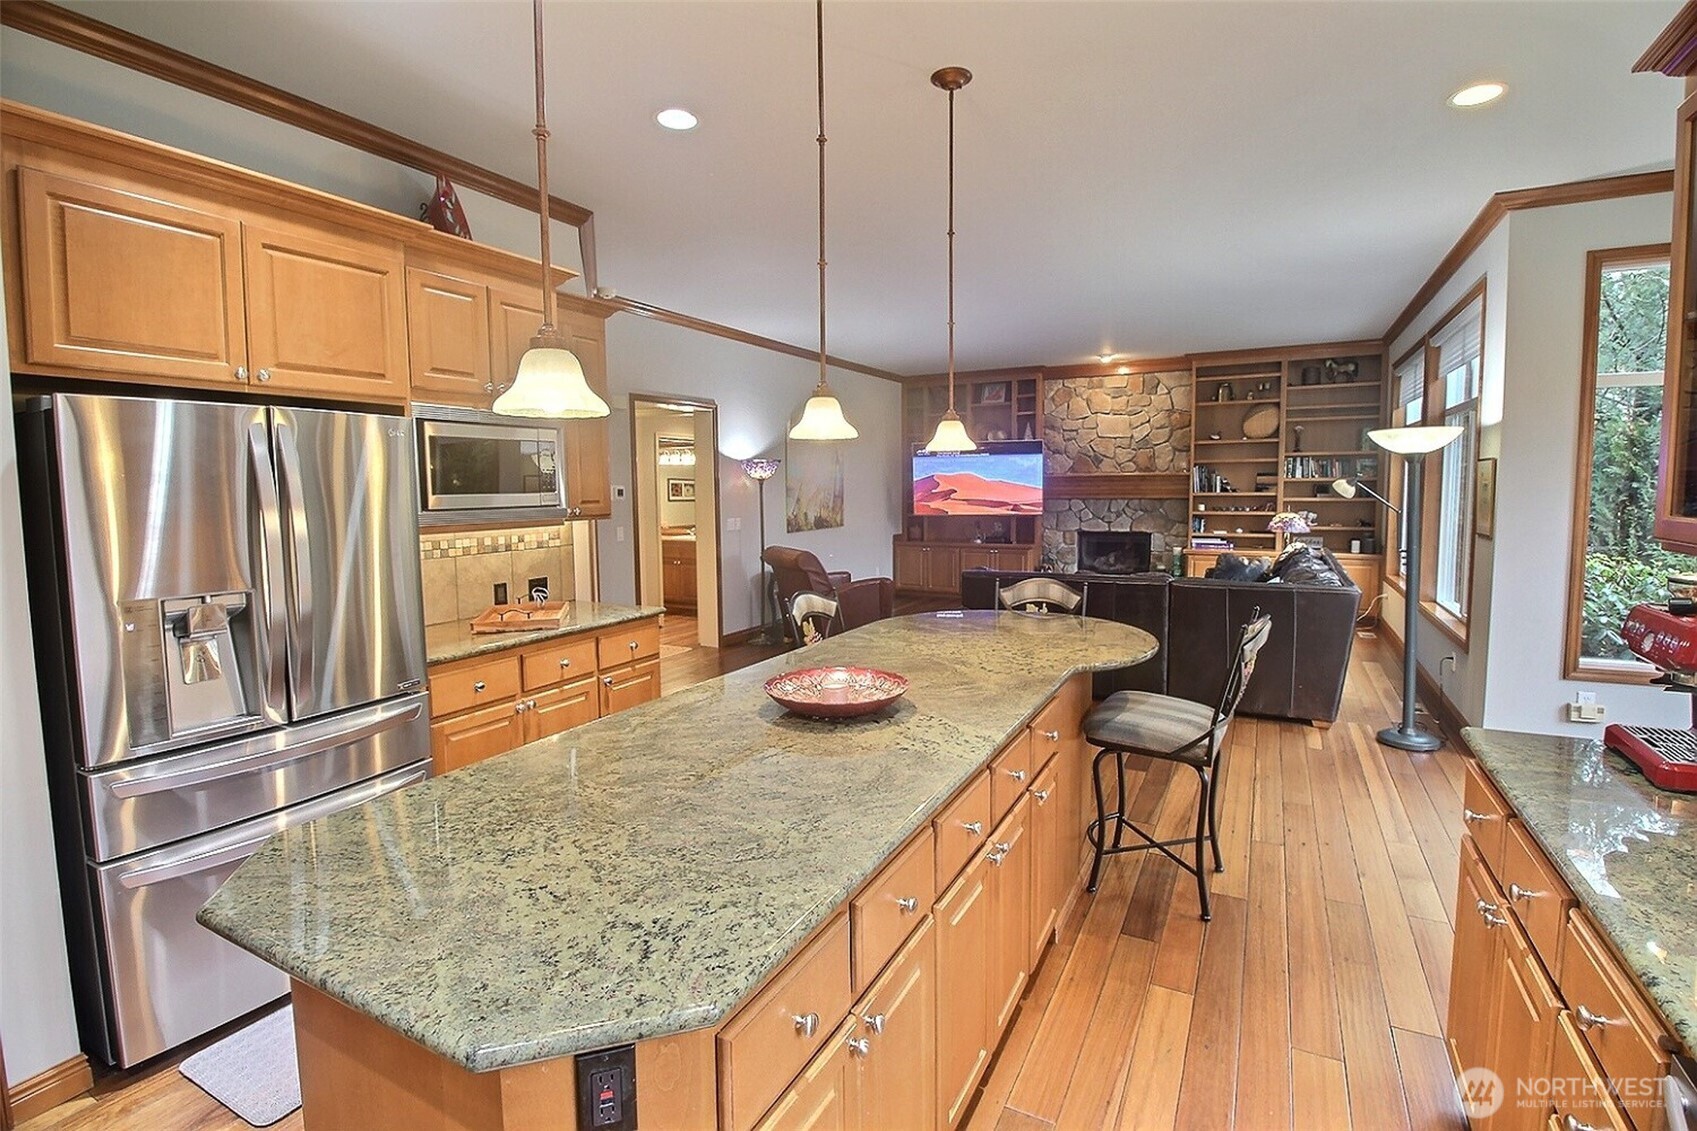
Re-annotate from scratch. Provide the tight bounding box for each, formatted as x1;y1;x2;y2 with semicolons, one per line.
850;826;935;993
1549;1011;1634;1131
428;656;520;718
1462;758;1512;877
597;621;661;668
1558;910;1673;1128
934;771;992;891
1029;693;1078;771
718;912;853;1131
1501;819;1575;975
521;636;598;691
989;730;1035;822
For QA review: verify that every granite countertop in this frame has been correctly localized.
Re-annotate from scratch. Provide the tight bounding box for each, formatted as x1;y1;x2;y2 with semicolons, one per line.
1463;727;1697;1051
424;600;665;665
201;611;1156;1072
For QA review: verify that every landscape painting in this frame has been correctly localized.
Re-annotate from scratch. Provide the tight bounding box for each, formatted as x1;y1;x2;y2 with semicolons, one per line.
786;441;845;531
912;449;1044;516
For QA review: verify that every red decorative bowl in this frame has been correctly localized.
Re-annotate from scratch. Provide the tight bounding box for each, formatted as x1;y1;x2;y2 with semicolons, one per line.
764;666;910;719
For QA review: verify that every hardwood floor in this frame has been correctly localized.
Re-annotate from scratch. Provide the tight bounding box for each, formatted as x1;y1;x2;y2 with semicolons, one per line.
22;627;1468;1131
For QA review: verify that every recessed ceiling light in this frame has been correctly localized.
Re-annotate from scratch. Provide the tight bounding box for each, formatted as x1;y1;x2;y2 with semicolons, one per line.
1097;352;1114;364
1448;82;1505;109
656;107;698;131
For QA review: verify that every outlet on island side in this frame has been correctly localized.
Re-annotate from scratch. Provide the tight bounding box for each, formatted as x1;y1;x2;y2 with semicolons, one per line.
574;1044;636;1131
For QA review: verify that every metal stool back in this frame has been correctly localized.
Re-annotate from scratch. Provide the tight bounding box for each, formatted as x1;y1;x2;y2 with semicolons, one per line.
995;576;1088;615
1083;610;1271;920
789;593;841;646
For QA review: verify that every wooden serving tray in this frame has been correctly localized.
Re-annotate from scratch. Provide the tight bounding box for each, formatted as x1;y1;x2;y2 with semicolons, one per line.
468;601;571;633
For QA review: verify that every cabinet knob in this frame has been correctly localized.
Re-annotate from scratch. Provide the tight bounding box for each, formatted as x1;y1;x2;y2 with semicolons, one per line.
895;896;918;914
1042;729;1060;741
987;846;1008;866
234;366;248;381
1562;1116;1599;1131
1034;788;1051;803
629;640;639;650
1508;882;1539;903
792;1012;819;1038
560;658;571;668
845;1036;871;1057
1574;1004;1612;1031
473;681;486;692
602;676;614;686
516;700;528;713
1475;899;1506;927
1462;808;1495;824
1007;769;1027;782
257;368;272;383
484;382;495;393
961;821;983;836
863;1013;885;1035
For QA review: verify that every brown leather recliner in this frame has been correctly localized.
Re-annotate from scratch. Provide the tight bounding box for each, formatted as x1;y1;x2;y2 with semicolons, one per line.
763;546;893;642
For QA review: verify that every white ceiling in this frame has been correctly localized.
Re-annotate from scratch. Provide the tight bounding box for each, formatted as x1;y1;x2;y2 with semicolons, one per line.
59;1;1683;375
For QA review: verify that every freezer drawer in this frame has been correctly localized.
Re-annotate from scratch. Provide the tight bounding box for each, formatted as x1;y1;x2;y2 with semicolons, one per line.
89;760;428;1067
83;693;429;860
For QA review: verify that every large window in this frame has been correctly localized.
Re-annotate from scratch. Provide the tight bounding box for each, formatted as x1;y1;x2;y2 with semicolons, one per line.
1430;296;1482;618
1390;347;1425;579
1566;247;1691;677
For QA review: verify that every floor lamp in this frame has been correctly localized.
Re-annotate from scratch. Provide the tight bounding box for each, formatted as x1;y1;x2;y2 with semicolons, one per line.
742;458;784;645
1338;425;1463;752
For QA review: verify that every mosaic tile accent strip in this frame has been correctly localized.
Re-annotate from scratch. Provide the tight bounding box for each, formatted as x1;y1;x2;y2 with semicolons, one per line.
419;525;570;560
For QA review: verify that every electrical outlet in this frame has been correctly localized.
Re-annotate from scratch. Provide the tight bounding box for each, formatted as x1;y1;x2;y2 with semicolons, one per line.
527;576;548;601
616;526;625;543
726;517;742;532
613;484;627;500
493;582;509;605
1566;692;1607;723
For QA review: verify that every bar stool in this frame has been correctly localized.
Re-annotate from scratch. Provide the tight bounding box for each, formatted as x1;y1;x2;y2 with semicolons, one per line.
995;576;1088;614
789;593;841;645
1083;611;1271;921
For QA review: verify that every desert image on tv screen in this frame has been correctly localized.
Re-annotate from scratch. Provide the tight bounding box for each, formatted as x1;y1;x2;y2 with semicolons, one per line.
912;446;1044;516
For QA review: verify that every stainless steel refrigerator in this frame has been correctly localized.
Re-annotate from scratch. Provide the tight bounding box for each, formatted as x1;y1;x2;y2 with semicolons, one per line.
18;391;431;1067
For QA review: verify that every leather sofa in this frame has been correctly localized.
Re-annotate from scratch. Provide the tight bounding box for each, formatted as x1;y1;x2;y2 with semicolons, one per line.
959;570;1360;726
763;546;894;643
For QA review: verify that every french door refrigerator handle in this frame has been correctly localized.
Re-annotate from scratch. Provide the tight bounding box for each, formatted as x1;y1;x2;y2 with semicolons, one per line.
247;421;289;722
107;698;426;799
274;420;316;705
113;764;428;889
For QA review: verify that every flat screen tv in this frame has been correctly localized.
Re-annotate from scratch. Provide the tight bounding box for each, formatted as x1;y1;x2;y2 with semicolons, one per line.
912;441;1044;516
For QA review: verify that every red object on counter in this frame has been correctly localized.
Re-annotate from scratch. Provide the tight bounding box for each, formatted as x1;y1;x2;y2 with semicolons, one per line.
1603;723;1697;793
1620;602;1697;674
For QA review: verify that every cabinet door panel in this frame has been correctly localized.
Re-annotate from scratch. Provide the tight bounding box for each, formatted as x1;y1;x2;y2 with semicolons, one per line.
599;658;660;716
893;545;927;590
751;1017;861;1131
559;307;612;518
17;167;247;385
1448;840;1504;1092
987;796;1032;1035
489;284;541;401
1028;760;1063;966
934;853;991;1130
244;223;407;401
857;918;936;1131
406;267;492;405
525;677;598;741
1485;915;1560;1131
430;700;521;774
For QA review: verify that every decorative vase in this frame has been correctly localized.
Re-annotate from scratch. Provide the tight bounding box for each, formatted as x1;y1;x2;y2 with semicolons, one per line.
421;174;473;239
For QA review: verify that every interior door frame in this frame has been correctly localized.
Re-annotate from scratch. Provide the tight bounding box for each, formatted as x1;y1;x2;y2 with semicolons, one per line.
627;392;723;647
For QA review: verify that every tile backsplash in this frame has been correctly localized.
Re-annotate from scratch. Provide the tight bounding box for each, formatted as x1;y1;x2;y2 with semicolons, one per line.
420;525;577;625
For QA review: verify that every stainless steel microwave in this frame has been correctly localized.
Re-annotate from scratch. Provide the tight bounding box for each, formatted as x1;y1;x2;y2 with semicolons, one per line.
414;404;571;526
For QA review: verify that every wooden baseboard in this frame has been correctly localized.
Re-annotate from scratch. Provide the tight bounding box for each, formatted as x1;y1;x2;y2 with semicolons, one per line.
718;625;764;648
8;1054;93;1124
1376;622;1470;744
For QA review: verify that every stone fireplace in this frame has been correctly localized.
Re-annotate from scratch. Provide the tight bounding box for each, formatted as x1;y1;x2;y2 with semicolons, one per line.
1077;530;1153;574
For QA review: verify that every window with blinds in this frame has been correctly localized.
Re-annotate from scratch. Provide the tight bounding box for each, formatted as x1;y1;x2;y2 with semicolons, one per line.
1429;294;1484;618
1391;349;1426;578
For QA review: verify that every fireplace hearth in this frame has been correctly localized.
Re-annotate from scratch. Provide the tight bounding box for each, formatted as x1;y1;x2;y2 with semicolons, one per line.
1076;530;1152;574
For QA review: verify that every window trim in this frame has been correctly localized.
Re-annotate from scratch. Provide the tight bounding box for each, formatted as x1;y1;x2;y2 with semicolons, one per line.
1387;340;1426;584
1563;243;1670;683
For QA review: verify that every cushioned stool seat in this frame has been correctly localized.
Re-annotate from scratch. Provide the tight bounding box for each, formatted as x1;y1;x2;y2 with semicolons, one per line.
1085;691;1222;768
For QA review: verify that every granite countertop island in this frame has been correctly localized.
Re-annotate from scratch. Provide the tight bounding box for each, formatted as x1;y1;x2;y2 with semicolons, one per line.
201;611;1157;1072
1463;726;1697;1051
423;599;665;665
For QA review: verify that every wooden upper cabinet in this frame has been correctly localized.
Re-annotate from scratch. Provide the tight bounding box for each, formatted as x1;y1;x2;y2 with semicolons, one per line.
243;222;407;401
15;167;248;386
406;267;493;404
488;282;542;398
1658;87;1697;552
560;304;613;518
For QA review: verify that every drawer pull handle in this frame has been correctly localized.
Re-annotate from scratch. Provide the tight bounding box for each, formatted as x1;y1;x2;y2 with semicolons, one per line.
962;821;983;836
896;896;918;914
602;676;614;687
1508;882;1540;903
257;368;272;383
1462;808;1495;824
845;1036;871;1057
629;640;640;650
863;1013;885;1035
1475;899;1507;927
1575;1004;1612;1031
559;658;571;668
987;847;1008;866
516;700;528;714
1042;729;1060;741
1007;769;1027;782
235;366;248;381
1563;1116;1600;1131
1034;788;1051;803
792;1013;819;1038
473;681;487;692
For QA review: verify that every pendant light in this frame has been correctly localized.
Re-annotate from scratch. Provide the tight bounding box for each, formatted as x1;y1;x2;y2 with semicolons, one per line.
493;0;611;420
788;0;859;442
923;66;977;454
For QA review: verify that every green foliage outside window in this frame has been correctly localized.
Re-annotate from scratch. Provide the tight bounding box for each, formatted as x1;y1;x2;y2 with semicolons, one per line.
1580;263;1696;661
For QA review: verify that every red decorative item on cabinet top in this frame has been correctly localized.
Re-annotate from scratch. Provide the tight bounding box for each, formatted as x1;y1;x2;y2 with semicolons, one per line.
421;173;472;239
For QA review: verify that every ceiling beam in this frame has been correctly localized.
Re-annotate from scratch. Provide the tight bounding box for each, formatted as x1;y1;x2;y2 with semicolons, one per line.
606;297;907;384
0;0;594;228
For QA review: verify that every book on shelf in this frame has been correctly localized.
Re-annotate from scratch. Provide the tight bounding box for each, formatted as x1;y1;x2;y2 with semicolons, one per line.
1189;536;1234;551
1282;454;1379;480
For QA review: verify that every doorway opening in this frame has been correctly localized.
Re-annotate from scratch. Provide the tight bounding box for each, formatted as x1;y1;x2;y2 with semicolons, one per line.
630;395;722;649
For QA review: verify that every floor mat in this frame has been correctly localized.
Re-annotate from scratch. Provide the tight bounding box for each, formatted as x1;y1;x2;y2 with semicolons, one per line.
179;1005;300;1127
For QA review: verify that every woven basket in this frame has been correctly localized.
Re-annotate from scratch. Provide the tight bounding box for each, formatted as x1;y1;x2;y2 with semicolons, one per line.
1241;405;1279;440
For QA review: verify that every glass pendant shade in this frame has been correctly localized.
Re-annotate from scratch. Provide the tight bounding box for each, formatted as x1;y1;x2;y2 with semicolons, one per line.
924;411;977;453
492;339;611;419
1368;425;1463;455
742;458;781;482
789;385;859;440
